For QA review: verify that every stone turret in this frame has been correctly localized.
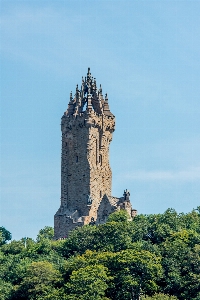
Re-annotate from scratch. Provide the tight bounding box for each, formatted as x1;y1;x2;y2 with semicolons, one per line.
54;68;137;239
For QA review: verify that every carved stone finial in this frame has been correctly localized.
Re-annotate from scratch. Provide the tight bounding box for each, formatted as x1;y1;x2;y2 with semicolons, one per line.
87;67;91;78
98;84;103;98
103;93;112;116
66;92;75;115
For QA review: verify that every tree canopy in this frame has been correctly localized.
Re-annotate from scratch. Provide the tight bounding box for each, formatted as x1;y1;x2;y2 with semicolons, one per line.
1;208;200;300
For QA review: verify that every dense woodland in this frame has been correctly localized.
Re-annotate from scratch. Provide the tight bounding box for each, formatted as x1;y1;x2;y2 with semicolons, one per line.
0;208;200;300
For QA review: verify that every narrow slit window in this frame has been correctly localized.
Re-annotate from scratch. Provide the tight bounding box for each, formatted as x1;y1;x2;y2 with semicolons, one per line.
76;156;78;162
96;139;98;165
99;154;102;166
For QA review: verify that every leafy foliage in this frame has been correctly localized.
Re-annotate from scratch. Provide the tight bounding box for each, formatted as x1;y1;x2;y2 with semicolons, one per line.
13;261;62;300
1;207;200;300
36;226;54;242
0;227;11;245
65;264;110;300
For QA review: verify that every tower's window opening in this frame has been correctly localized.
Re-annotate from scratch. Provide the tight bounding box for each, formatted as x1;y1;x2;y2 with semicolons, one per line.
100;191;102;198
99;154;102;166
76;156;78;162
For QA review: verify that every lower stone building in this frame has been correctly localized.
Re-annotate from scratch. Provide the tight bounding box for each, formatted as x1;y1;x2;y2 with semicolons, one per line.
54;68;137;239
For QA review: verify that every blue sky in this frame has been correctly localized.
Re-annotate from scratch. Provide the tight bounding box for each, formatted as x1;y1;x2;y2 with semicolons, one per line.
1;0;200;240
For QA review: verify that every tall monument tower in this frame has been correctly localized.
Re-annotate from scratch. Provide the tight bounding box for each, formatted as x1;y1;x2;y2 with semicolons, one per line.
54;68;136;239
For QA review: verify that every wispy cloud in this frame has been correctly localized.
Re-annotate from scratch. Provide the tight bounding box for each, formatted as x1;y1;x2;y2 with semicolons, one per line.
123;166;200;181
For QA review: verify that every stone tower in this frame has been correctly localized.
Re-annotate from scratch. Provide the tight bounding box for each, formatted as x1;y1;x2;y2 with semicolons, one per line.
54;68;137;239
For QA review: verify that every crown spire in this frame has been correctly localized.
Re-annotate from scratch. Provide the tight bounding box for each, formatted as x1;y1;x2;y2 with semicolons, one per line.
65;68;113;117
